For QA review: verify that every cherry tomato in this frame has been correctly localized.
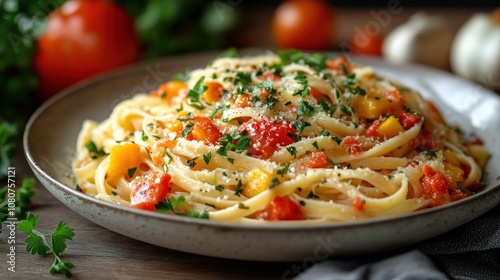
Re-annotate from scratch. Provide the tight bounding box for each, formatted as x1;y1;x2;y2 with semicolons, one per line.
130;172;172;211
350;33;383;56
238;118;296;159
34;0;141;100
272;0;334;50
264;196;304;221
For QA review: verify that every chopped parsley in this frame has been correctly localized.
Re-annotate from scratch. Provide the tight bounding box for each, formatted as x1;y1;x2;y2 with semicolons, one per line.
127;167;137;178
202;152;212;165
307;191;319;199
297;100;315;117
293;120;311;134
269;177;280;188
85;141;107;159
287;146;298;157
186;157;198;167
234;180;243;196
177;112;195;121
187;76;207;110
277;163;291;176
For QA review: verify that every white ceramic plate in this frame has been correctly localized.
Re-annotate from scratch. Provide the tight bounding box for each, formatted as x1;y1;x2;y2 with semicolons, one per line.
24;52;500;261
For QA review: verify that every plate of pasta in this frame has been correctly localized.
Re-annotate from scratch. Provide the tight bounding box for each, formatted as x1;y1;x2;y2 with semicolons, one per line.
25;50;500;261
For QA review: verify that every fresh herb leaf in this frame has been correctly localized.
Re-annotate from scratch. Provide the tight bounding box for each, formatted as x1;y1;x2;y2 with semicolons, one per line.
287;146;297;157
297;100;315;117
424;150;437;158
187;76;207;110
293;120;311;134
156;196;186;215
18;213;75;277
127;167;137;178
269;178;280;188
85;141;107;159
215;185;224;192
277;163;291;176
235;136;251;153
202;152;212;165
187;157;198;167
141;130;149;141
234;180;243;197
307;191;319;199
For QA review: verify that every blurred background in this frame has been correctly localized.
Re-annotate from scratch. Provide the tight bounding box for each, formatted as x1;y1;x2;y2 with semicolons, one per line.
1;0;499;176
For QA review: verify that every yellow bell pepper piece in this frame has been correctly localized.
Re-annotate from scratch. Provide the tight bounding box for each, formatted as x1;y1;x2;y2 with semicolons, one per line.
107;142;142;185
243;169;275;198
444;163;464;185
377;117;404;138
443;150;461;167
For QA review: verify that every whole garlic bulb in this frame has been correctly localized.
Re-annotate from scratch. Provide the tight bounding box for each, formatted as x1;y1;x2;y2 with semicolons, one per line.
451;9;500;90
382;13;455;70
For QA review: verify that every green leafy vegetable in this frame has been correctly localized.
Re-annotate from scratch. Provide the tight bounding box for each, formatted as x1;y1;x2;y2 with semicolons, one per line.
187;76;207;110
18;213;75;278
0;178;36;232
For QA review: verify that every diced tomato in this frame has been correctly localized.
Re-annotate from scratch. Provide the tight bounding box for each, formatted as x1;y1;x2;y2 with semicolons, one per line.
189;116;223;145
364;122;380;138
341;136;363;155
130;172;172;211
352;196;364;211
326;56;352;73
397;111;421;130
420;165;451;207
309;86;323;101
307;151;330;168
264;196;304;221
258;70;282;82
385;90;402;103
449;189;470;202
238;118;296;159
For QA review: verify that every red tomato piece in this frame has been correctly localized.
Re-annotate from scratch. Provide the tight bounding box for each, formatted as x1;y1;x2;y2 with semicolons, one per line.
238;118;296;159
352;196;364;211
326;56;352;73
307;151;330;168
420;165;451;207
397;111;421;130
34;0;141;100
264;196;304;221
341;136;363;155
130;172;172;211
364;122;380;138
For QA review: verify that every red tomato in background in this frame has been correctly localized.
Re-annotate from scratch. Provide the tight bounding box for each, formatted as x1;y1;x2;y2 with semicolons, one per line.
272;0;334;50
349;32;383;56
34;0;141;100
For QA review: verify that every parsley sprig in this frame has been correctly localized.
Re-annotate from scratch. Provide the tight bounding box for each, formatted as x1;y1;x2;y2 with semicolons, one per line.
18;213;75;278
0;178;36;231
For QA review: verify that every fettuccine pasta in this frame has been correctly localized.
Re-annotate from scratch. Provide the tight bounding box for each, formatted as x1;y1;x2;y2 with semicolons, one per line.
72;50;489;223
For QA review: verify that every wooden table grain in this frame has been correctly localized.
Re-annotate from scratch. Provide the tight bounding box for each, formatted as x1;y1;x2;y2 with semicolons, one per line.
1;152;297;280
